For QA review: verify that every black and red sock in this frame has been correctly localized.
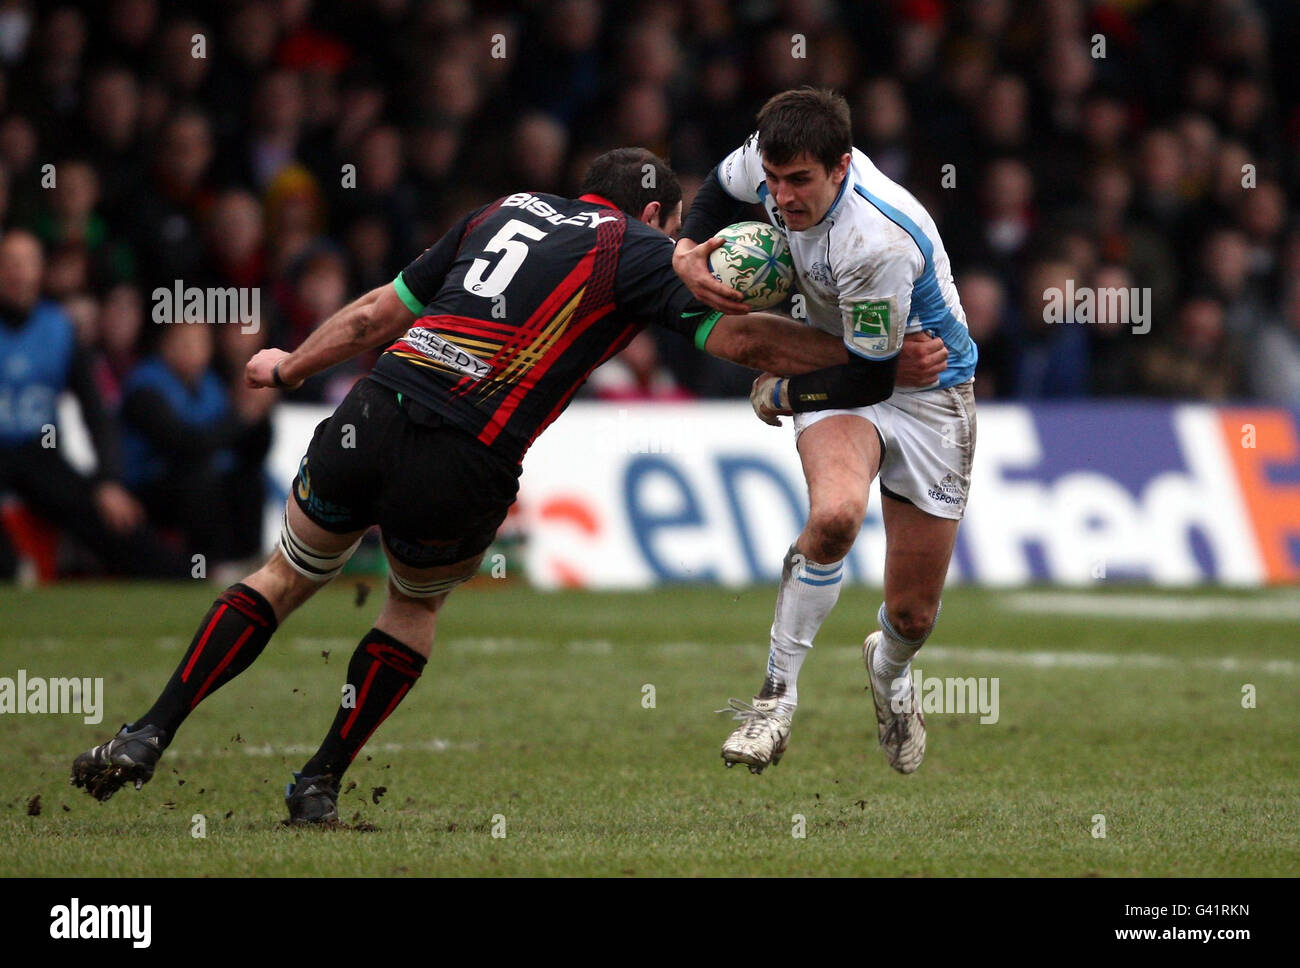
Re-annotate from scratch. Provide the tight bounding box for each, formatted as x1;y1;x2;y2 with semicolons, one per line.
136;583;278;741
300;628;426;781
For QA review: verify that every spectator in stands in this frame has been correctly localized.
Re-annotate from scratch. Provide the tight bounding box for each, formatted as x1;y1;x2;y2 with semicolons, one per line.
82;67;143;222
0;114;40;225
332;123;416;255
1139;296;1239;400
514;0;603;125
279;246;359;403
202;190;270;325
154;16;212;100
855;76;912;185
588;331;693;402
1132;128;1189;239
1200;226;1268;338
264;163;327;282
119;321;273;571
1087;262;1143;397
246;69;305;190
25;7;87;148
949;156;1037;275
104;0;158;75
90;282;144;406
1238;178;1287;285
0;230;185;580
508;113;569;195
1014;257;1091;398
33;158;134;289
343;213;395;295
1076;158;1180;324
957;268;1013;400
128;109;216;292
1248;285;1300;406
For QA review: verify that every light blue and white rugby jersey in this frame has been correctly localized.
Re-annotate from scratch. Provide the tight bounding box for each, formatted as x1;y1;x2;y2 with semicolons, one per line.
716;134;977;389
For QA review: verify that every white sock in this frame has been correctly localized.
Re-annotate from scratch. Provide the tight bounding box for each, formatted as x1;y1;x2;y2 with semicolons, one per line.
762;545;845;716
871;601;940;682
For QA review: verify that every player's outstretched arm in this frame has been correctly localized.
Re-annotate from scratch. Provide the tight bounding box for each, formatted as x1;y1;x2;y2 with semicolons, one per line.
704;314;947;386
703;312;846;373
245;284;416;389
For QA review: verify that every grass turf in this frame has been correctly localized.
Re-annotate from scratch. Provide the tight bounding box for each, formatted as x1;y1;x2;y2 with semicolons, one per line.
1;581;1297;876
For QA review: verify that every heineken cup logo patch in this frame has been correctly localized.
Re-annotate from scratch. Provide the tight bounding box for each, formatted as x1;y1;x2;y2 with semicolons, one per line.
851;300;893;353
852;300;891;338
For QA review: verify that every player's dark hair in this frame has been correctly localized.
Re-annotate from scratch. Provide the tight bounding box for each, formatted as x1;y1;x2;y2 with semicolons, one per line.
756;87;852;173
581;148;681;221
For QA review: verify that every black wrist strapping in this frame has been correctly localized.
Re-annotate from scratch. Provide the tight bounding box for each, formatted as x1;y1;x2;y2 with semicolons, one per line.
787;354;899;412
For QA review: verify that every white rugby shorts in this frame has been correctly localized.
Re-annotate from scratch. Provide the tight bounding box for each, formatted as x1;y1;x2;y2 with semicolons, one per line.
792;380;977;520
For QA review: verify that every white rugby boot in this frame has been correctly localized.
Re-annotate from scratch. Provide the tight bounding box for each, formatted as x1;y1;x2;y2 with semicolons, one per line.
863;632;926;774
719;697;792;774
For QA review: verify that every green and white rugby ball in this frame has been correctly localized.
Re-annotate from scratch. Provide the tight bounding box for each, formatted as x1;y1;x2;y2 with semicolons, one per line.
708;220;795;310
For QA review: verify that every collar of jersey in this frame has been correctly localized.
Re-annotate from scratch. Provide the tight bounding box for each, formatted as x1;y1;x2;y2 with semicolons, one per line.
579;193;619;209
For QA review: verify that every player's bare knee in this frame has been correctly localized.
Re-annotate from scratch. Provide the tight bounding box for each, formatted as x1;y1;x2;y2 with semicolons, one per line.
807;501;864;560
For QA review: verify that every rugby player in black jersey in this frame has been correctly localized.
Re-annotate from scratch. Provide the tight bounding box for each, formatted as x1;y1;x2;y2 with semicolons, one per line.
71;149;947;823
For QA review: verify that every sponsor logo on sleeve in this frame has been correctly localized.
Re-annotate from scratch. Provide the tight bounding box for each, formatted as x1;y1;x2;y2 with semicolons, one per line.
850;300;893;354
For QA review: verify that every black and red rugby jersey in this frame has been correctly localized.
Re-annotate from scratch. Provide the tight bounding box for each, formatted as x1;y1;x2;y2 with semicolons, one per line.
370;191;707;464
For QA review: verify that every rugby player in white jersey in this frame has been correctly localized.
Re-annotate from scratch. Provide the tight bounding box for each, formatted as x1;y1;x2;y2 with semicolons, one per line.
674;88;978;775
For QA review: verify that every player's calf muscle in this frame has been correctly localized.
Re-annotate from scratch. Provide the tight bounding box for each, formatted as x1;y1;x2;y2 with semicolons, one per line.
245;551;326;621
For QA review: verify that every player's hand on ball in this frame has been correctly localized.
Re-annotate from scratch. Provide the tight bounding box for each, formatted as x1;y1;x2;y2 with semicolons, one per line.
896;331;948;387
750;373;791;426
245;348;301;390
672;237;750;315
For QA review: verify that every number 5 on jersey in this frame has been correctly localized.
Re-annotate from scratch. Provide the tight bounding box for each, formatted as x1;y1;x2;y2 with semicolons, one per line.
463;219;549;298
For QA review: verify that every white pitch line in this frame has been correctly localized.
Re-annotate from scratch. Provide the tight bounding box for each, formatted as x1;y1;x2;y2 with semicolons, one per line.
920;645;1300;677
446;637;544;654
226;738;478;757
1001;591;1300;622
10;637;1297;677
37;738;478;765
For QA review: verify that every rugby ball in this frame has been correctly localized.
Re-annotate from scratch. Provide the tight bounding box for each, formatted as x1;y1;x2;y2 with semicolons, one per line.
708;221;795;310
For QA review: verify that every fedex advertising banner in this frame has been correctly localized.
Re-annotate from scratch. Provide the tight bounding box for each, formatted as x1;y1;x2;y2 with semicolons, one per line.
59;397;1288;588
508;402;1300;588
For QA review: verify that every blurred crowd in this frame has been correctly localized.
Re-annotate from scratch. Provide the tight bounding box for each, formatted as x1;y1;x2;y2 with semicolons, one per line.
2;0;1299;577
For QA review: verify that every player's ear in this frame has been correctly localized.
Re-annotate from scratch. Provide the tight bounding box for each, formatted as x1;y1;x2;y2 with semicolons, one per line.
638;200;662;229
832;153;851;184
